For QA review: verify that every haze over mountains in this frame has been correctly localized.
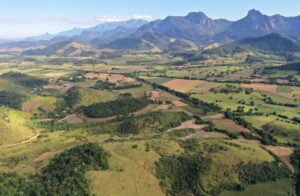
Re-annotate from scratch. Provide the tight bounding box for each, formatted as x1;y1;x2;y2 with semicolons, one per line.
3;9;300;52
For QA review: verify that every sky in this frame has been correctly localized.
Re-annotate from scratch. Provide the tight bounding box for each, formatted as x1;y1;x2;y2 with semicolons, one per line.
0;0;300;39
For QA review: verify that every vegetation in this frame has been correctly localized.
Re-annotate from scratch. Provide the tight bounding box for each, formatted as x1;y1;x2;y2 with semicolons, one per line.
155;154;210;196
0;17;300;195
2;72;48;88
41;143;109;194
63;87;81;108
291;149;300;195
0;143;109;195
0;91;25;109
93;80;142;90
84;97;151;118
237;162;291;185
118;111;191;134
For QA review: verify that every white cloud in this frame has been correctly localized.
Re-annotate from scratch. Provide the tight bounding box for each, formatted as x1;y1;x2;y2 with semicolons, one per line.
0;15;155;27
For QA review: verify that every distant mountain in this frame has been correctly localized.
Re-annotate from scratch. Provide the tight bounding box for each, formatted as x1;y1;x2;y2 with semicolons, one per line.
101;37;154;50
5;10;300;52
135;12;232;45
1;19;148;49
102;10;300;50
90;26;140;47
22;41;98;57
76;19;148;42
23;19;148;43
204;33;300;55
217;9;300;41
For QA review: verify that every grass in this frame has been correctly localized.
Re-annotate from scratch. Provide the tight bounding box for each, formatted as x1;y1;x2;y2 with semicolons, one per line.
192;89;300;118
141;76;173;84
78;88;117;106
0;108;36;146
243;115;300;145
220;178;295;196
28;96;57;113
117;84;153;98
0;54;298;195
277;85;292;93
199;139;275;193
87;141;164;196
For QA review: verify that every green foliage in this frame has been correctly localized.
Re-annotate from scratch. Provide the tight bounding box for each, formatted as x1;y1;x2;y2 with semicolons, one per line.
210;84;243;94
291;149;300;195
2;72;48;88
0;143;109;195
0;173;42;196
118;117;139;134
118;111;191;134
180;139;201;152
84;98;151;118
155;154;210;196
41;143;109;194
168;129;196;138
237;162;291;185
0;91;26;109
64;87;81;108
93;80;142;90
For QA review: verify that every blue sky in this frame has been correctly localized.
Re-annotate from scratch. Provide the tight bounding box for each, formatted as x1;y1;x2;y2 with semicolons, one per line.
1;0;300;39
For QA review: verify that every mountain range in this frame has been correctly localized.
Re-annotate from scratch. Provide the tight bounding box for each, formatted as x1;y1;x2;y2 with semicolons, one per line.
204;33;300;56
3;9;300;53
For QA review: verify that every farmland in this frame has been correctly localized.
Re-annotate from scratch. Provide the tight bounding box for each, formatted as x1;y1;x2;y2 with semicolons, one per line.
0;41;299;195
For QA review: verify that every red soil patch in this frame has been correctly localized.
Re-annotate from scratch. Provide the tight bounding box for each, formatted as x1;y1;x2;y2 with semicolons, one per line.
22;101;42;112
172;100;187;107
153;104;170;111
163;79;202;93
213;119;251;133
292;87;300;95
59;114;83;124
34;151;55;162
146;91;160;100
182;130;228;140
265;146;294;172
167;120;206;132
203;113;224;119
241;83;277;92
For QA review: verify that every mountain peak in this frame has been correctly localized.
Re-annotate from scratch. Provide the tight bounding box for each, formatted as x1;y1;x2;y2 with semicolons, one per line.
247;9;263;17
185;12;210;23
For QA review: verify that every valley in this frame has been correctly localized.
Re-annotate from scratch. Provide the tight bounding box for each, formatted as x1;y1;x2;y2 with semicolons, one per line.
0;7;300;196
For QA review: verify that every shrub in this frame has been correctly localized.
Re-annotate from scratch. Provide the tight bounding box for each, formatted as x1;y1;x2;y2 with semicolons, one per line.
84;98;151;118
63;87;81;108
0;143;109;195
155;154;210;195
0;91;26;109
2;72;48;88
237;162;291;185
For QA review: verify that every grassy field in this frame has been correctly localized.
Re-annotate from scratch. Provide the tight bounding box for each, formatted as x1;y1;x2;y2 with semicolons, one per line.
221;178;295;196
0;51;298;195
0;108;36;146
